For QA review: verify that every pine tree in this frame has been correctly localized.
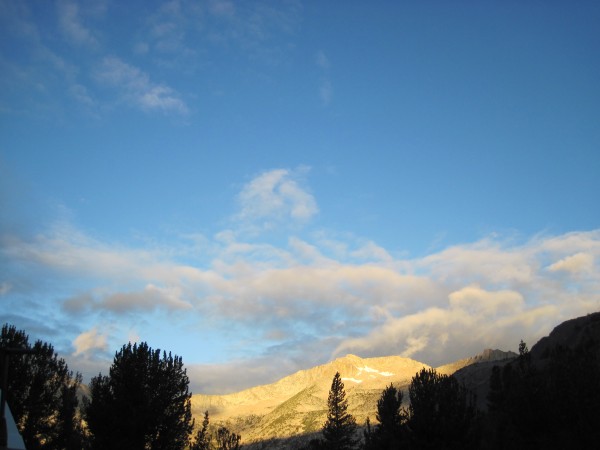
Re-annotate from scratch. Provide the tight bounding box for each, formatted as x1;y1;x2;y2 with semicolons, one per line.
364;384;406;450
191;411;211;450
322;372;358;450
407;368;477;449
84;342;194;450
0;323;86;450
215;426;241;450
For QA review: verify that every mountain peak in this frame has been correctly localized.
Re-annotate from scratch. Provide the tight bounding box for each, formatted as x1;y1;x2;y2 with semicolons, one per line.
332;353;363;364
436;348;517;375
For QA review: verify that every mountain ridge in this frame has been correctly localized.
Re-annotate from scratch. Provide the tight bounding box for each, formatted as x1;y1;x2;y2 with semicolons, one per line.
190;313;600;448
190;349;515;446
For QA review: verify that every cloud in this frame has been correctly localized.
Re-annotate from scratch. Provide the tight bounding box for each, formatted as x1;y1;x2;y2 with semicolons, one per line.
57;0;98;47
319;79;333;106
69;84;95;106
548;252;595;274
94;56;189;115
2;176;600;391
0;282;11;296
209;0;236;17
316;50;330;70
64;285;193;314
316;50;333;105
236;168;318;230
101;284;193;312
351;241;393;263
73;327;108;356
334;286;558;366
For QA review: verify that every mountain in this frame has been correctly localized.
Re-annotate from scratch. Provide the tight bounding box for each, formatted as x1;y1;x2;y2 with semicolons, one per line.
190;312;600;449
530;311;600;359
437;348;517;375
454;311;600;410
190;350;508;448
191;354;429;444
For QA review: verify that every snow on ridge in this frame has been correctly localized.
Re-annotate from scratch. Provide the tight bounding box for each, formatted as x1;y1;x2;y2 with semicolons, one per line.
357;366;393;377
342;377;363;384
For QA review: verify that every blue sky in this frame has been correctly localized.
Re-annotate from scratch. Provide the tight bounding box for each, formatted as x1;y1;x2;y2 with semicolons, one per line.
1;0;599;393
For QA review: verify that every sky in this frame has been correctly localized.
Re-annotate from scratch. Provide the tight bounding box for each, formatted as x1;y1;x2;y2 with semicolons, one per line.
1;0;599;394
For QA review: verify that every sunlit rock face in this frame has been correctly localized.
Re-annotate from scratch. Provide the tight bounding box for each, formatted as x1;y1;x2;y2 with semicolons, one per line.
190;313;600;449
191;353;430;444
191;351;514;447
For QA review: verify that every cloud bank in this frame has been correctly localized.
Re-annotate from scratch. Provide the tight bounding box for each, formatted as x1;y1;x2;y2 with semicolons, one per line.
1;169;599;393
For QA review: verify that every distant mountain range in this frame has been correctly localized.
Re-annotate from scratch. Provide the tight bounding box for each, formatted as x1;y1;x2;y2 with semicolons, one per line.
191;349;516;447
191;312;600;449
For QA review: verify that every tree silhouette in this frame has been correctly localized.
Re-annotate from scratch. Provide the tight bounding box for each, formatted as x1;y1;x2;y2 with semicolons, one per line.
191;410;211;450
364;384;406;450
0;323;85;450
215;426;241;450
322;372;358;450
407;368;477;449
84;342;193;450
485;337;600;449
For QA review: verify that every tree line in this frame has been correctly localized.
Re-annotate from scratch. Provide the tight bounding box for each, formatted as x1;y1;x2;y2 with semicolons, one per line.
306;368;477;450
2;322;599;449
1;324;239;450
312;338;600;450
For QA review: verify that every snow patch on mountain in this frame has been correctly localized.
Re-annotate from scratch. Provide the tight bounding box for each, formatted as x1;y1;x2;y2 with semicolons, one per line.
357;366;393;377
341;377;363;384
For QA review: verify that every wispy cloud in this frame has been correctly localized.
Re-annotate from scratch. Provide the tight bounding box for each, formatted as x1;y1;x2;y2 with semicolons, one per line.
64;284;193;315
73;327;108;356
94;56;189;115
57;0;99;48
547;252;595;274
236;168;319;231
316;50;332;105
209;0;236;18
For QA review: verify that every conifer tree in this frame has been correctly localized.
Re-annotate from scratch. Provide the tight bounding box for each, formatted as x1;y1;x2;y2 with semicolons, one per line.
364;384;406;450
215;426;241;450
322;372;358;450
191;411;211;450
84;342;194;450
407;368;476;449
0;323;86;450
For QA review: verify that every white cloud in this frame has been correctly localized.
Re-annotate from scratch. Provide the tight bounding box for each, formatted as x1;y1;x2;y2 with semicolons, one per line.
73;327;108;356
351;241;393;263
448;285;525;316
548;252;595;274
237;168;318;229
2;192;600;390
95;56;188;115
